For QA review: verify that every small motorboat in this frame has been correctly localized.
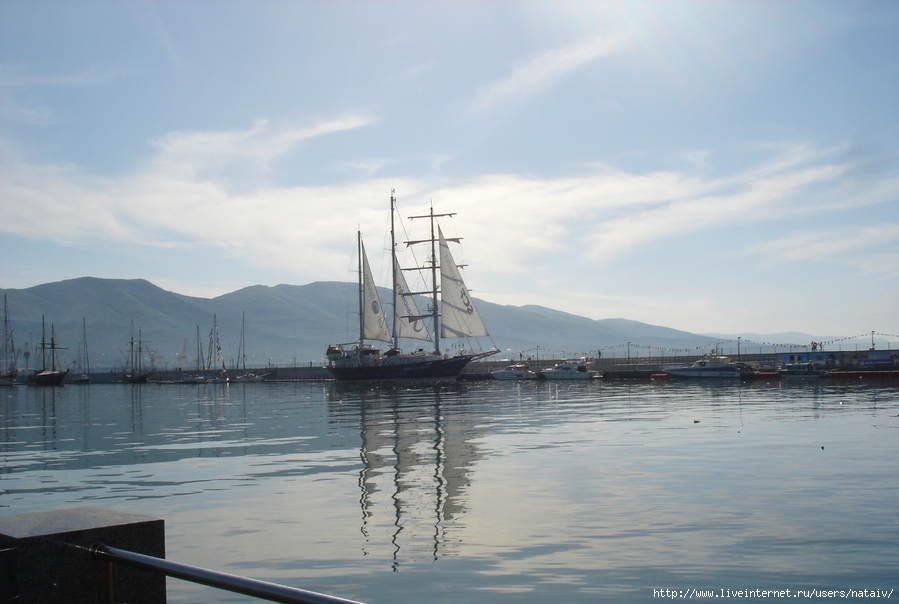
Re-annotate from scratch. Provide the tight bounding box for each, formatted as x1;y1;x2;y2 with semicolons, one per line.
664;354;741;379
779;362;828;379
492;364;537;380
540;360;594;380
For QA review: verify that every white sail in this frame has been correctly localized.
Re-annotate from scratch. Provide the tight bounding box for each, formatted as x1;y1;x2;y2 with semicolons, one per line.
361;240;392;343
439;227;489;338
393;256;432;342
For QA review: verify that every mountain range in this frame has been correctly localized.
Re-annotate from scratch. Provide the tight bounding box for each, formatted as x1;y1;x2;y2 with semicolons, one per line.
1;277;820;371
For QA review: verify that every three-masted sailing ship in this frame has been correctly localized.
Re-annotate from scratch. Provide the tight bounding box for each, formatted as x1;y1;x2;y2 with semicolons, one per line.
325;191;497;381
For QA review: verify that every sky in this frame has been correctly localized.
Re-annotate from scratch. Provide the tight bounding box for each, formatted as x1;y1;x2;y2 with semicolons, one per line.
1;1;897;338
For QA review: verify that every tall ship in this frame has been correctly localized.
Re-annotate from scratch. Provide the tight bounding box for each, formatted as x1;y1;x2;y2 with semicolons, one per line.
1;294;18;386
325;191;497;381
27;315;69;386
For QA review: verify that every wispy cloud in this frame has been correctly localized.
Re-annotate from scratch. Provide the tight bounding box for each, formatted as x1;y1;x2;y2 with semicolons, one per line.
147;115;377;177
127;2;188;72
472;35;626;112
0;97;56;125
0;62;134;125
1;62;134;88
742;224;899;270
580;154;864;263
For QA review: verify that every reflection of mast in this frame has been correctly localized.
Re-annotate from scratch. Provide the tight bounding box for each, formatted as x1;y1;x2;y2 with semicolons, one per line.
358;402;373;554
431;394;446;561
347;386;475;568
390;400;402;570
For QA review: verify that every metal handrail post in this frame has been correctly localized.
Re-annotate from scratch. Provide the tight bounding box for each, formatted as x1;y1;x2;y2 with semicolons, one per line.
90;543;365;604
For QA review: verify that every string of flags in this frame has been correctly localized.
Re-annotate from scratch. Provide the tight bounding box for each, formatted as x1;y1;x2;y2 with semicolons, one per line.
508;332;897;359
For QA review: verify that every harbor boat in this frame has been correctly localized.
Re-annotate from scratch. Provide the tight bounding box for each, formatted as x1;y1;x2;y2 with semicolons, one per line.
122;322;152;383
182;325;207;384
492;363;538;380
540;359;594;380
233;311;270;382
779;362;828;379
663;353;741;379
325;191;497;381
1;294;17;386
27;315;69;386
72;318;91;384
204;315;229;383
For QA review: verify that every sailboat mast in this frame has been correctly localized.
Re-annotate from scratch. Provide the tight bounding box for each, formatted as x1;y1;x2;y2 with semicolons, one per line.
429;207;440;355
40;315;48;371
82;318;90;373
390;191;398;349
239;311;246;371
357;230;364;347
50;324;59;371
129;320;135;374
3;295;15;373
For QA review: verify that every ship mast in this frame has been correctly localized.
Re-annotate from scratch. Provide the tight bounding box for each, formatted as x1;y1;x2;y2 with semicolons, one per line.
2;294;15;374
357;229;364;347
390;190;398;349
408;205;456;356
50;323;60;372
40;315;48;371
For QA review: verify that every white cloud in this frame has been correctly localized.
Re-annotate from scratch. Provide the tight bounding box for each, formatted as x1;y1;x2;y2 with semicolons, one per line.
472;35;626;112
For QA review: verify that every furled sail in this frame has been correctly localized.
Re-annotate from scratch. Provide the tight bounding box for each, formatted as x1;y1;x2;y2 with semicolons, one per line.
438;227;489;338
361;239;392;343
393;256;432;341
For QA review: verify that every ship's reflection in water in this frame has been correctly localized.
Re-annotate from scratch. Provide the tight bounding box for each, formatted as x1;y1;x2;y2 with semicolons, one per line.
326;383;481;569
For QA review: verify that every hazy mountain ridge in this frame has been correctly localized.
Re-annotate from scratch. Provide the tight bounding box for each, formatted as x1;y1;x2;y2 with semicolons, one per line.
1;277;822;370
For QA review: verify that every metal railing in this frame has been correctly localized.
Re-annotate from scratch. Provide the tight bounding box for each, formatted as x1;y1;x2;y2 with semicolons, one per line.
89;543;365;604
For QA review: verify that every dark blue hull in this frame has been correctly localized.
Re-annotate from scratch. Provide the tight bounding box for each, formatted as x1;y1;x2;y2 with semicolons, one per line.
326;355;474;382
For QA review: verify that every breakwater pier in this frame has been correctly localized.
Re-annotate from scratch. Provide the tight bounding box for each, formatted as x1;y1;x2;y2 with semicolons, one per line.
21;347;897;384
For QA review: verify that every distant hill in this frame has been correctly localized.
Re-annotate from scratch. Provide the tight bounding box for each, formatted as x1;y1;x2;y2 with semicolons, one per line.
0;277;804;371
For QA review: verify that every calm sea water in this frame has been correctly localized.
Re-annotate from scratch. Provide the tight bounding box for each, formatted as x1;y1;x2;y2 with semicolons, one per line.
1;380;897;603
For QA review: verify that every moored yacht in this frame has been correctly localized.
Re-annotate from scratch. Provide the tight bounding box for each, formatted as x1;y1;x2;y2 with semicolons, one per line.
540;359;595;380
492;364;538;380
664;353;740;379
